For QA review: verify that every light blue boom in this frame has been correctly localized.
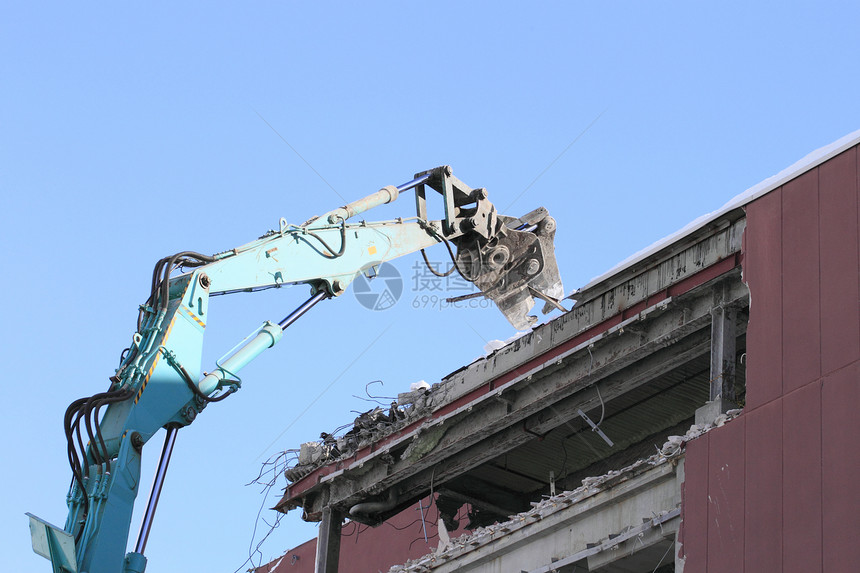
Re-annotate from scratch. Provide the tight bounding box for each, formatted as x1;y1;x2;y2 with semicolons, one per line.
28;166;564;573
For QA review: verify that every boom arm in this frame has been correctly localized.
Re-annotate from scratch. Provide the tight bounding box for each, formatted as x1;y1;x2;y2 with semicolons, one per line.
29;166;564;573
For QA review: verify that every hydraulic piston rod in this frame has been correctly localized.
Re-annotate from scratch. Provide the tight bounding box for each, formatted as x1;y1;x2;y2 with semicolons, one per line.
132;426;178;559
395;173;431;193
321;173;432;224
279;291;329;330
198;292;328;395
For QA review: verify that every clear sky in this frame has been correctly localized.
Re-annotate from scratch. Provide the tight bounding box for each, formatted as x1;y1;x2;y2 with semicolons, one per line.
3;2;859;572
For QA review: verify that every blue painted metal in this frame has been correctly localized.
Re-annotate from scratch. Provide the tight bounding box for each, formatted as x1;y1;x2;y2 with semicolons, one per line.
204;217;440;295
198;321;282;394
29;167;564;573
123;552;146;573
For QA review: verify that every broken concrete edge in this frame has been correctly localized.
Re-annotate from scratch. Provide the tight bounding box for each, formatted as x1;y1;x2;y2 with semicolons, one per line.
282;389;440;483
273;126;860;499
277;270;744;512
439;217;743;400
571;206;746;311
276;220;745;503
279;263;743;495
386;410;741;573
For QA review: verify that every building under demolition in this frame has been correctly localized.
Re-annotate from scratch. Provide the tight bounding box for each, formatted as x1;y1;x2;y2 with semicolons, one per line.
255;130;860;572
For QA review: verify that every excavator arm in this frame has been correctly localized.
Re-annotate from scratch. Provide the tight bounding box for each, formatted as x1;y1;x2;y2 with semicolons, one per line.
28;167;563;573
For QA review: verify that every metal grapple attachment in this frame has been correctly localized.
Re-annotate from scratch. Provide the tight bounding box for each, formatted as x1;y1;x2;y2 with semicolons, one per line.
452;207;565;330
410;166;565;330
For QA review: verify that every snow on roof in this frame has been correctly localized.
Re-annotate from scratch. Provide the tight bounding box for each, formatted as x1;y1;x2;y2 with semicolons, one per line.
572;128;860;298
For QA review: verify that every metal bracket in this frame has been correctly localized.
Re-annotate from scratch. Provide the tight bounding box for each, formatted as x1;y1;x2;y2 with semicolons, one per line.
27;513;78;573
577;409;614;447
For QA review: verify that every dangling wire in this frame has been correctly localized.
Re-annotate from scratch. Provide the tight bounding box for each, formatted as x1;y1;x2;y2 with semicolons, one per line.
595;384;606;427
235;451;292;572
587;344;594;374
351;380;396;405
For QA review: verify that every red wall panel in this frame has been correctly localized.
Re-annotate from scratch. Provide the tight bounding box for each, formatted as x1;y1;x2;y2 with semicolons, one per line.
782;382;823;573
268;143;860;573
685;143;860;571
818;147;860;375
782;169;821;393
743;189;784;409
681;433;710;571
338;499;468;572
706;418;745;572
822;362;860;571
744;400;783;572
257;538;316;572
259;497;467;573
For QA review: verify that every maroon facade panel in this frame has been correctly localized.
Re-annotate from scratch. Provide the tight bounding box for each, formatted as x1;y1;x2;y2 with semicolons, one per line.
782;382;823;573
819;147;860;375
682;142;860;572
781;168;821;394
743;400;782;572
680;433;710;571
822;362;860;570
256;497;468;573
706;418;745;572
743;188;783;409
255;538;316;572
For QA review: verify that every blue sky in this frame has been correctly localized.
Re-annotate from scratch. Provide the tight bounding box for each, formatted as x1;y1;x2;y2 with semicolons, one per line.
3;2;859;571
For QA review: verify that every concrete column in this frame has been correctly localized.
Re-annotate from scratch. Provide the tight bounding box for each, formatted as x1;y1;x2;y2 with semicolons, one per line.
314;507;343;573
696;280;740;426
696;295;738;425
709;304;737;402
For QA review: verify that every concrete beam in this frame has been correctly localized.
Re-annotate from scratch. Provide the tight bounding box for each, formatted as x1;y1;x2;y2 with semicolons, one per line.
385;327;713;515
289;272;748;521
394;460;682;573
433;219;744;420
585;519;678;571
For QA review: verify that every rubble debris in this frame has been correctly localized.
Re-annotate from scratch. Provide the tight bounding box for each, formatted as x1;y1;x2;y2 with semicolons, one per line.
387;411;741;572
281;382;437;483
436;517;452;555
281;332;549;485
411;380;431;392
